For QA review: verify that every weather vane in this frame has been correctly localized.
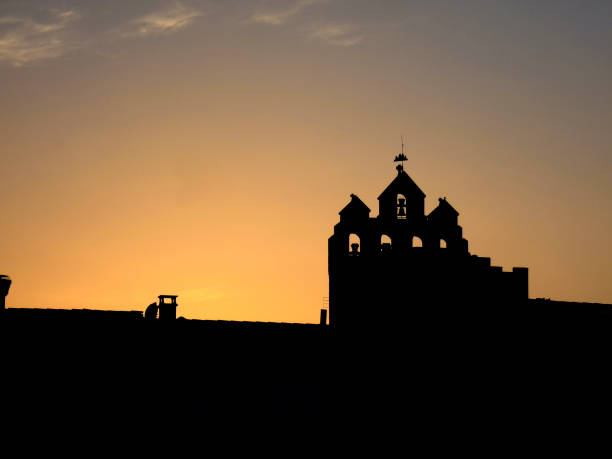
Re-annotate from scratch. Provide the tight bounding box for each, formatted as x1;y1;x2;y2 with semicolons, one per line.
394;136;407;172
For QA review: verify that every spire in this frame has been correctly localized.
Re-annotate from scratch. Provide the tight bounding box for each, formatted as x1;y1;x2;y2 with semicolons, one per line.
393;136;407;173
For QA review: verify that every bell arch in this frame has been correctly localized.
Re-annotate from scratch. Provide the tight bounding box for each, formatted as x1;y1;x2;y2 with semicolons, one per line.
397;194;407;220
381;234;392;253
348;233;361;255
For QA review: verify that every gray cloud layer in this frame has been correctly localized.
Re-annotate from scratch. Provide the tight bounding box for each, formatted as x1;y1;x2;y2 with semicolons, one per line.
0;1;362;67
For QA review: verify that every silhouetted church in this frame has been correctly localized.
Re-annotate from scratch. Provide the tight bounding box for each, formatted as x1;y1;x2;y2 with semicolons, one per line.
328;157;528;328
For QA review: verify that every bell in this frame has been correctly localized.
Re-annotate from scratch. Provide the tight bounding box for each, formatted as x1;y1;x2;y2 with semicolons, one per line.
398;207;406;217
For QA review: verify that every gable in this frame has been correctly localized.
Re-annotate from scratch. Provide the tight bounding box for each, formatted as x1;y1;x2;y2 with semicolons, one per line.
429;197;459;218
339;194;371;219
377;171;426;201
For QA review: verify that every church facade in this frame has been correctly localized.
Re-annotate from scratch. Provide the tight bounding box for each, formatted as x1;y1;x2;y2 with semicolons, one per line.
328;160;528;328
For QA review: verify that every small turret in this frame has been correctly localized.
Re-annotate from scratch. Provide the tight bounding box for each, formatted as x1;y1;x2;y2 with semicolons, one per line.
0;275;11;311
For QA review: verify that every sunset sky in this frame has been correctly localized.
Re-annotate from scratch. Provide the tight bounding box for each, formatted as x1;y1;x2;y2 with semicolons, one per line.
1;0;611;322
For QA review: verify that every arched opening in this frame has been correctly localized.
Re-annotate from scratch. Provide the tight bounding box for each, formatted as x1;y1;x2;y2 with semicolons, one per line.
412;236;423;248
440;239;447;248
397;194;407;220
381;234;392;253
348;233;361;255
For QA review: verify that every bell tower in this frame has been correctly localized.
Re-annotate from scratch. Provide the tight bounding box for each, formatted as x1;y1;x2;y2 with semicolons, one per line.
328;145;527;328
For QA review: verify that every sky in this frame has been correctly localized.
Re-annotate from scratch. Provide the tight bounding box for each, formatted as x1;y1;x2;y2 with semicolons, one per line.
1;0;611;322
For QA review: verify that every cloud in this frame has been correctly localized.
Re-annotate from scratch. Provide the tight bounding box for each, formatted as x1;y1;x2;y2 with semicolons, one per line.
250;2;363;48
0;10;79;67
251;0;326;26
122;3;202;38
309;23;363;46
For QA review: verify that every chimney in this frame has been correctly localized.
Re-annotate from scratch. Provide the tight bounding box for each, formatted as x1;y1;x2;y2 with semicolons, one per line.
158;295;178;321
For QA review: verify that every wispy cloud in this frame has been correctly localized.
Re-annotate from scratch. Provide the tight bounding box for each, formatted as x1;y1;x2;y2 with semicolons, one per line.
121;3;202;38
251;0;326;26
0;10;79;67
309;23;363;46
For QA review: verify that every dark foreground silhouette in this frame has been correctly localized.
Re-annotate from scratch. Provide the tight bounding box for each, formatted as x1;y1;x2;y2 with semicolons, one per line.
2;160;612;448
3;301;612;448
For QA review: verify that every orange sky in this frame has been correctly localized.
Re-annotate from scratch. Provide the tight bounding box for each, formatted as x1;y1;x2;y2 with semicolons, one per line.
1;1;611;322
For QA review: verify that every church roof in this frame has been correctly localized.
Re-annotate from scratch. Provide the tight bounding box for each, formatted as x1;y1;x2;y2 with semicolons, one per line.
339;194;371;216
377;170;426;200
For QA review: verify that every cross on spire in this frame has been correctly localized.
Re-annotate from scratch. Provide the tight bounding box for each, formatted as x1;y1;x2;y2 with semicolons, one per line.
393;136;407;173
